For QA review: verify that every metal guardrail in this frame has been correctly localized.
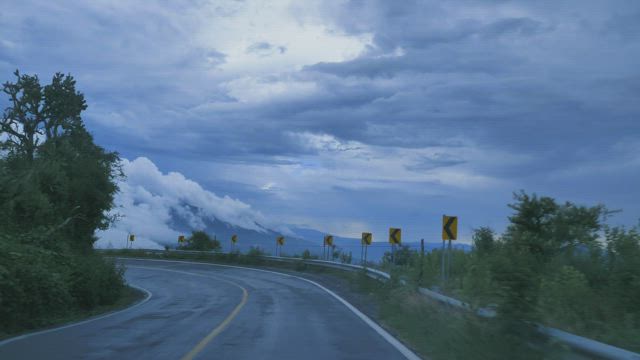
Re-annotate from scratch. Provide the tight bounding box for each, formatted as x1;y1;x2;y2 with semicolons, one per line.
104;248;640;360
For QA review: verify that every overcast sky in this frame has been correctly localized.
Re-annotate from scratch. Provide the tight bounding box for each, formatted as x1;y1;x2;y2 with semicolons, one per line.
2;1;639;242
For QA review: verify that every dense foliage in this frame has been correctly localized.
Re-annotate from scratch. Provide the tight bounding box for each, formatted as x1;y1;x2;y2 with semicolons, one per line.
178;231;221;251
0;70;125;335
385;192;640;351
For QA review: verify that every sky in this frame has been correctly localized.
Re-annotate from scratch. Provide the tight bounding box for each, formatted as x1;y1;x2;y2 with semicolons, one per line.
1;0;639;243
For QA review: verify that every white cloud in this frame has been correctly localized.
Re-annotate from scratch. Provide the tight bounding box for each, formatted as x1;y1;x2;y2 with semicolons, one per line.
94;157;276;249
207;132;514;200
195;0;372;75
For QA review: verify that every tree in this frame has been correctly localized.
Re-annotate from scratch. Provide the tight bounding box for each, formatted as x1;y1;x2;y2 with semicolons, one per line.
0;70;120;252
604;225;640;313
490;192;607;322
472;227;496;256
382;244;415;266
1;70;86;160
180;231;221;251
0;70;125;332
503;191;604;259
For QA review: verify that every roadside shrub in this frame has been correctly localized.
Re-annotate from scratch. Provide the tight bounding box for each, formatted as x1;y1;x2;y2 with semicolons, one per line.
69;254;125;309
247;246;265;257
382;245;415;266
179;231;221;251
0;239;72;331
538;266;592;331
339;251;352;264
0;236;125;334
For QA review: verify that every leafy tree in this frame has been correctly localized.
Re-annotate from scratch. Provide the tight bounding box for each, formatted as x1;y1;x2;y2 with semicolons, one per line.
538;265;592;330
472;227;496;256
339;251;352;264
1;70;85;160
604;225;640;313
302;249;316;259
0;69;125;334
180;231;221;251
504;191;604;259
490;192;607;322
0;70;120;252
382;244;415;266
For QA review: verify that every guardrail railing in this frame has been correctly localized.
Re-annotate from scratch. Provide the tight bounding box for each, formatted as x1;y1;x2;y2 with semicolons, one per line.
102;248;640;360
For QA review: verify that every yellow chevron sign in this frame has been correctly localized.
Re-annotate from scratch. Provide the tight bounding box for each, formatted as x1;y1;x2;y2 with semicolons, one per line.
231;234;238;244
324;235;334;246
388;228;401;245
442;215;458;240
277;236;285;246
361;232;372;245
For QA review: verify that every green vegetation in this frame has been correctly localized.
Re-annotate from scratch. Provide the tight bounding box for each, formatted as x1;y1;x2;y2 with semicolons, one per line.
0;70;129;336
349;272;571;360
178;231;221;251
381;192;640;352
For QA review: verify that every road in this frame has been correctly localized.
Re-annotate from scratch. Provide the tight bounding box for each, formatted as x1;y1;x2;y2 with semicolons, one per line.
0;258;419;360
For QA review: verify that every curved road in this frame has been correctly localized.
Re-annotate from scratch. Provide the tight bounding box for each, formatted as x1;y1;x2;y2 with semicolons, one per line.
0;258;419;360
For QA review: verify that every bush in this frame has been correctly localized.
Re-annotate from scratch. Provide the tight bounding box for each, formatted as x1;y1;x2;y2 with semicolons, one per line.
382;245;415;266
339;251;352;264
0;236;125;334
68;254;125;309
0;240;72;331
538;266;592;330
179;231;221;251
302;249;315;259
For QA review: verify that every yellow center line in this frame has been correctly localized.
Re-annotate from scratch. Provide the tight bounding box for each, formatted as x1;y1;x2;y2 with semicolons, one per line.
127;266;249;360
180;286;249;360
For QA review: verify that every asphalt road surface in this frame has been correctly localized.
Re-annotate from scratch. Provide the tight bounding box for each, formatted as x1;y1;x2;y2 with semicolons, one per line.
0;258;419;360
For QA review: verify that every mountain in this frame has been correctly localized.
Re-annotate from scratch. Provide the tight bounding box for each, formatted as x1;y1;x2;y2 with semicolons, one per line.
166;207;317;255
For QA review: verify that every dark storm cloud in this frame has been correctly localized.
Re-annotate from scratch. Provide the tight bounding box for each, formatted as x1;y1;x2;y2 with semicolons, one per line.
2;0;639;236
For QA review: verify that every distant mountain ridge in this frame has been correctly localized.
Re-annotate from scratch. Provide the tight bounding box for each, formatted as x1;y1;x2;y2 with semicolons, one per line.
167;206;318;254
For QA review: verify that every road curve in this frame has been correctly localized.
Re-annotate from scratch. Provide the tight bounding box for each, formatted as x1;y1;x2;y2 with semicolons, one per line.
0;258;419;360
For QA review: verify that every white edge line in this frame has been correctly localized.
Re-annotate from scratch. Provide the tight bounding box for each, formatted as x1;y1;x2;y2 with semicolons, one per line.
116;257;423;360
0;284;153;347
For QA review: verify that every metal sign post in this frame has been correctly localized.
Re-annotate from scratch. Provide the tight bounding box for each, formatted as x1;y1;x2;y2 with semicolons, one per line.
361;232;372;266
364;243;368;265
276;236;285;256
441;215;458;286
420;238;424;285
448;239;452;280
388;228;401;265
441;239;446;284
324;235;333;261
231;234;238;252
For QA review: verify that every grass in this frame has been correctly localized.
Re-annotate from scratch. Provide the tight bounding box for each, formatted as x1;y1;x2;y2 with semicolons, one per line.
349;273;577;360
0;285;146;341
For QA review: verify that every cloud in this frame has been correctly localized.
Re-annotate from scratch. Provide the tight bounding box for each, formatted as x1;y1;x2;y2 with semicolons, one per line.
95;157;276;249
246;41;287;56
3;0;640;240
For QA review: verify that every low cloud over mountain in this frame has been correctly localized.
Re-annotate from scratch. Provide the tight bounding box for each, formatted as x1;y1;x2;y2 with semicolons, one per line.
95;157;291;249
